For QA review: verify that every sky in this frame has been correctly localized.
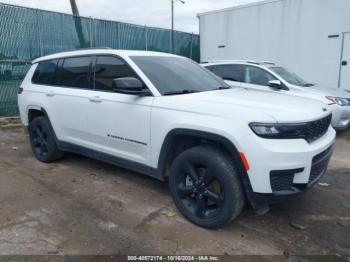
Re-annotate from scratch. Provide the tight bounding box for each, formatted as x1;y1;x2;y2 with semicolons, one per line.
0;0;264;33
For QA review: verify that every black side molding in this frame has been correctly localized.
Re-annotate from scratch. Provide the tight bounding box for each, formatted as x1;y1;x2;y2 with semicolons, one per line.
57;141;163;181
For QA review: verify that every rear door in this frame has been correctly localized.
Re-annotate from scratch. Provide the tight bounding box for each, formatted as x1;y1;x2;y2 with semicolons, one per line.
86;55;153;165
206;64;243;87
46;56;95;147
340;32;350;89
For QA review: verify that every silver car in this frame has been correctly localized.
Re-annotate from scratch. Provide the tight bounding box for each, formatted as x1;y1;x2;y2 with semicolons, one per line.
202;60;350;131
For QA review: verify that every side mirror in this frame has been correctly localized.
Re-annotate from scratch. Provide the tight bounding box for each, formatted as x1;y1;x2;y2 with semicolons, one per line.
268;80;283;90
112;77;151;96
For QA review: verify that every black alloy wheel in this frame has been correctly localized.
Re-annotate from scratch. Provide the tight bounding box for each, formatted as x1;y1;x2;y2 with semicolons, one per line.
169;145;245;229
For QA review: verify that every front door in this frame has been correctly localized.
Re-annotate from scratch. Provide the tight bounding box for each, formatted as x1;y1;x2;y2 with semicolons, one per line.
340;32;350;89
86;55;153;165
241;65;279;92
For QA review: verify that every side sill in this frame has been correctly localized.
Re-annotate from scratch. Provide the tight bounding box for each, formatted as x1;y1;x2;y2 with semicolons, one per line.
57;141;164;181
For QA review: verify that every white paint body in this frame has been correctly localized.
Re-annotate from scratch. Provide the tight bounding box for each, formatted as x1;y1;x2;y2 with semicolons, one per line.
18;49;335;194
198;0;350;90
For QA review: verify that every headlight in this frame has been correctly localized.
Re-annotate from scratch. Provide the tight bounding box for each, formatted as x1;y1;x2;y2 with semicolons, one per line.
249;123;305;139
326;96;350;106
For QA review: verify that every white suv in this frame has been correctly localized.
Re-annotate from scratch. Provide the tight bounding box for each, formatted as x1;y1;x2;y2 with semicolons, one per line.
18;49;336;228
202;60;350;131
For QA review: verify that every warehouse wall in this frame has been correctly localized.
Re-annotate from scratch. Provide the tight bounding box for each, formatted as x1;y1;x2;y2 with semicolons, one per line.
199;0;350;87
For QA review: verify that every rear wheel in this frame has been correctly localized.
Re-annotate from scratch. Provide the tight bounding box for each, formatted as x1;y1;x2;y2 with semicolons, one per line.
169;145;244;229
29;116;64;163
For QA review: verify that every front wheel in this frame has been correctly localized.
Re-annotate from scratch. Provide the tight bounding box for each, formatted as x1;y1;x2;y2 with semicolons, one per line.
169;145;245;229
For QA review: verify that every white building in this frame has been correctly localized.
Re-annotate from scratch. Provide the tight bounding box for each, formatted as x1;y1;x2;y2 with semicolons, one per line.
198;0;350;89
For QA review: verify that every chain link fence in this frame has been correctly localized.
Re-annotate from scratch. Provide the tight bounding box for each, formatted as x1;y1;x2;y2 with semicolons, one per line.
0;3;200;116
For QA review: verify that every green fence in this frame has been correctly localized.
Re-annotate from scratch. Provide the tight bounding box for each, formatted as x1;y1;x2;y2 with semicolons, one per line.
0;3;200;116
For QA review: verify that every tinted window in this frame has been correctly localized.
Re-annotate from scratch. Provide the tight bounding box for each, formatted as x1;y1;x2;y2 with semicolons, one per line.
243;66;276;86
60;56;91;88
32;60;59;85
131;56;229;95
207;65;243;82
94;56;142;91
270;67;310;86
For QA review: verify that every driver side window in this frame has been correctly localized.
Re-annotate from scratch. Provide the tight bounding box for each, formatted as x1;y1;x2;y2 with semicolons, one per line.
94;56;145;92
243;66;276;86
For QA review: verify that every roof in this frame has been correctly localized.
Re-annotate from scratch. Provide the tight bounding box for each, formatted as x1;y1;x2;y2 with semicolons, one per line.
32;49;179;64
197;0;284;17
201;60;275;66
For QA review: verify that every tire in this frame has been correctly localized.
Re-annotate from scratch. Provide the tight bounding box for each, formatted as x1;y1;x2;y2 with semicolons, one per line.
169;145;245;229
28;116;64;163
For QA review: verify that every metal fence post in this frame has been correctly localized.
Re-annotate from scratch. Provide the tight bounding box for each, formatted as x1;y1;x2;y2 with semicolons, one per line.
117;22;121;49
89;16;93;47
35;9;43;56
144;25;148;51
169;30;172;53
190;32;193;59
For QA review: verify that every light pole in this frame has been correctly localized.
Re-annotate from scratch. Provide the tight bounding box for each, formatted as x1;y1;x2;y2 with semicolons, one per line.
171;0;185;53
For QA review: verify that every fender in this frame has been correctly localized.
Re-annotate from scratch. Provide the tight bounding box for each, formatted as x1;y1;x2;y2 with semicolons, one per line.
25;105;50;126
157;128;243;176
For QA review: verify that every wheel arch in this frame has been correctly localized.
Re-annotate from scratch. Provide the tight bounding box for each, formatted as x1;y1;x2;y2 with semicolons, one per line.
26;105;50;126
157;128;247;179
157;128;260;213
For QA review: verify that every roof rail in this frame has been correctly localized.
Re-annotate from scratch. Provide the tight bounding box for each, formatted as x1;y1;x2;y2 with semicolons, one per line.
201;59;276;65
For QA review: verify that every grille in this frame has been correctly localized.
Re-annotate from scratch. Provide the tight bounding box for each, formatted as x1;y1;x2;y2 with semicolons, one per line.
270;173;294;191
309;146;333;184
303;114;332;143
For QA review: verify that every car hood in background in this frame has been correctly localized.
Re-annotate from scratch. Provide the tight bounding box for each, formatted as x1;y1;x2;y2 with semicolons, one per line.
293;84;350;99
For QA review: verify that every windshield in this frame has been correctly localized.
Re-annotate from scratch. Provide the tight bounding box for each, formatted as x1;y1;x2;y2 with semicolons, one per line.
270;66;313;87
131;56;230;95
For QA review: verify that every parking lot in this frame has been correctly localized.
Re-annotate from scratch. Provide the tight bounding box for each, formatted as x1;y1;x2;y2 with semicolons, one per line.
0;127;349;258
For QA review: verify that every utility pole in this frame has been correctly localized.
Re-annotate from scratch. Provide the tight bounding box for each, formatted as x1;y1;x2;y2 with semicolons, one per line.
69;0;88;48
70;0;80;16
171;0;185;53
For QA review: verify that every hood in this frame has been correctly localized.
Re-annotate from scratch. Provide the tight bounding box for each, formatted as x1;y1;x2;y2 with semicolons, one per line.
310;84;350;98
290;83;350;99
154;87;330;123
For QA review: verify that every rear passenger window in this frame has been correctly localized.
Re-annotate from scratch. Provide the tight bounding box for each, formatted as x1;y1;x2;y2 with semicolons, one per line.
94;56;142;91
32;60;59;85
60;56;92;89
207;65;243;82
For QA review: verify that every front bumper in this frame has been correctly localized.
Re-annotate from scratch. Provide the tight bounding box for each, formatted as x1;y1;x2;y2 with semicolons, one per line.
331;105;350;130
247;144;334;214
237;127;336;214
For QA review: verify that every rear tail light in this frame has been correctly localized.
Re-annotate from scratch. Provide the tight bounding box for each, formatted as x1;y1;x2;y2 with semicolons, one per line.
18;87;24;94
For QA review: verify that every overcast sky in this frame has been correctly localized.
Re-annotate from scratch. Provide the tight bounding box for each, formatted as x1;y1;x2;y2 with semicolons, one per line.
0;0;264;33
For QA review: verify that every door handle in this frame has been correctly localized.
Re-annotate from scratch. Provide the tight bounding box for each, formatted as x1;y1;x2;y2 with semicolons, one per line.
46;91;55;97
342;61;348;66
89;96;103;103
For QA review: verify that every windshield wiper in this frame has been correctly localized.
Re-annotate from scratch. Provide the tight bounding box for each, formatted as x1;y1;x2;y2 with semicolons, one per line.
163;90;200;96
303;83;315;87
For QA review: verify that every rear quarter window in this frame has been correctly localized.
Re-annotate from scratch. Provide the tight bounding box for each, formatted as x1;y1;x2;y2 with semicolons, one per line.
32;59;59;85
